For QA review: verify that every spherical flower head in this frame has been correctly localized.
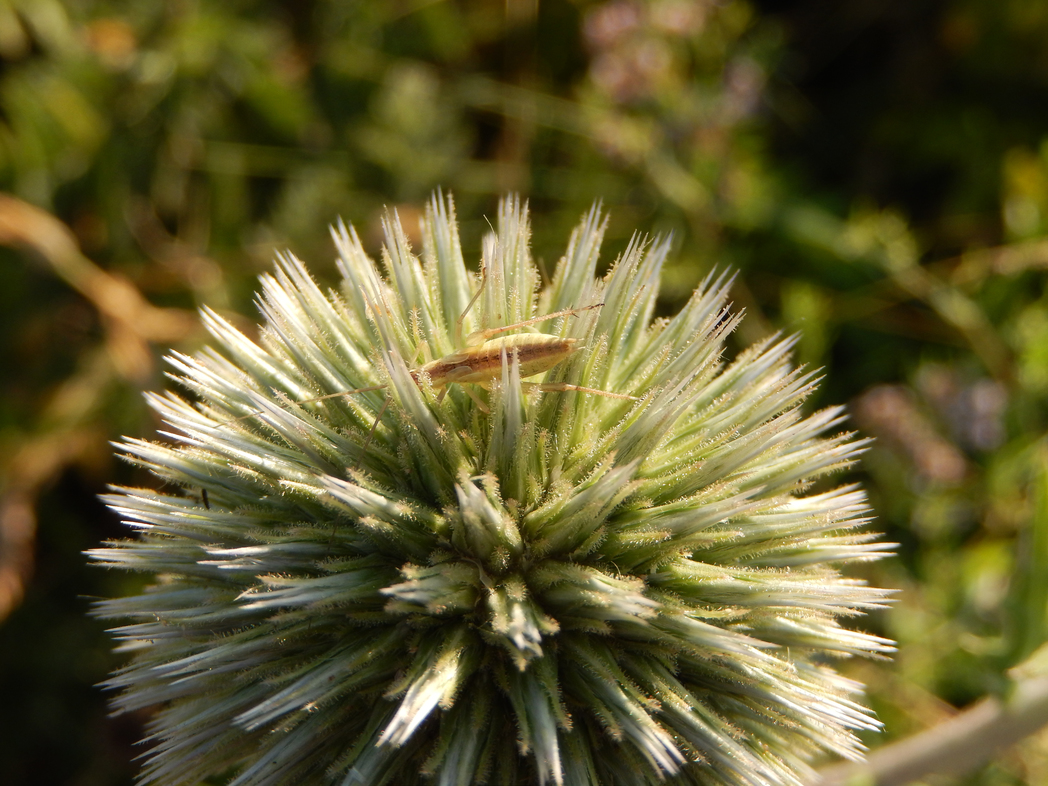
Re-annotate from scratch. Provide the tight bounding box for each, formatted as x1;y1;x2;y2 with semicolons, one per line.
91;194;893;786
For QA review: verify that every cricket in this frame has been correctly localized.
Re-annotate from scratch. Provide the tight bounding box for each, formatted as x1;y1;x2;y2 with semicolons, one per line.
406;272;636;409
221;266;636;438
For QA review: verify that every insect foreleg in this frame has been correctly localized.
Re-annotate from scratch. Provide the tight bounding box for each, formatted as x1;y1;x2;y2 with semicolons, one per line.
426;364;489;410
459;385;489;411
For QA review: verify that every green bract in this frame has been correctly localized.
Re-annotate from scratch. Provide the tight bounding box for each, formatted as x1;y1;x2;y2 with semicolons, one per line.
91;194;893;786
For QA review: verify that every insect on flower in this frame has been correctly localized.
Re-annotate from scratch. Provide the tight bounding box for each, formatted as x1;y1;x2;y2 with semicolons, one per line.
416;284;638;407
95;194;893;786
225;262;636;439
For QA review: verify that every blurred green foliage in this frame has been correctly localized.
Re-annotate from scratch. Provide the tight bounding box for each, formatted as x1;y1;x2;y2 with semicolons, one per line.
5;0;1048;783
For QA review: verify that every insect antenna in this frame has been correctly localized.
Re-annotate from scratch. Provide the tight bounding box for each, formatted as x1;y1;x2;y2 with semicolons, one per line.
454;262;487;348
212;384;395;473
213;386;388;429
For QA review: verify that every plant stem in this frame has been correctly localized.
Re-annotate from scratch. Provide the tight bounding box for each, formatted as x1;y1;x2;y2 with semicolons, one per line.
816;676;1048;786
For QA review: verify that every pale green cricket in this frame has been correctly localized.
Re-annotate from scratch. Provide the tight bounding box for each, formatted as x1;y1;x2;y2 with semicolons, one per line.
223;270;635;432
408;302;636;409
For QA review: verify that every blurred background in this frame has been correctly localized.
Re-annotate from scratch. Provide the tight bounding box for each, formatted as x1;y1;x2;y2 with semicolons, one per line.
3;0;1048;783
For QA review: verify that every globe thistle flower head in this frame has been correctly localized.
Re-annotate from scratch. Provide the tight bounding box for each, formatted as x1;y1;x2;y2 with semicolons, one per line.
91;194;893;786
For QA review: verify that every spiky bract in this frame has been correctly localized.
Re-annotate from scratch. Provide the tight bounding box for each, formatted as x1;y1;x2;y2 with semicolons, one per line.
91;194;892;786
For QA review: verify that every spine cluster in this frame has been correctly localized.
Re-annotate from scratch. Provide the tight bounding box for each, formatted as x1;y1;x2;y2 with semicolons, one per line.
92;194;892;786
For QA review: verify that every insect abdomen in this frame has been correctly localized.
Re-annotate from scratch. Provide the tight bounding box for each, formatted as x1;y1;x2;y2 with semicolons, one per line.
422;335;579;387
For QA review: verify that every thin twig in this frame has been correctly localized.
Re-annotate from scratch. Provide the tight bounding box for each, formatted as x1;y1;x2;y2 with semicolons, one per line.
816;675;1048;786
0;193;196;381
